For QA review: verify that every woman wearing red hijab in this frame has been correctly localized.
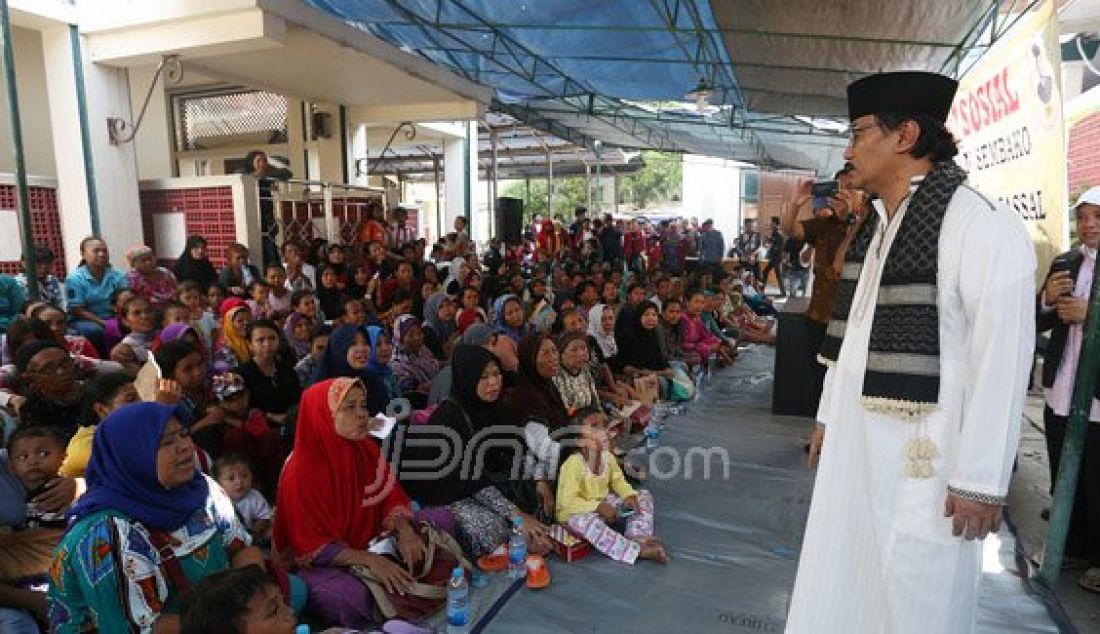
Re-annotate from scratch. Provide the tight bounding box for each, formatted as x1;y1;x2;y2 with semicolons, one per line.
273;378;453;629
536;217;560;261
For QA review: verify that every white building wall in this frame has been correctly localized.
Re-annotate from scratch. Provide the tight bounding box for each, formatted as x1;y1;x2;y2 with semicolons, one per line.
443;120;479;241
41;24;91;273
0;26;57;177
682;154;743;251
78;40;144;266
128;63;174;179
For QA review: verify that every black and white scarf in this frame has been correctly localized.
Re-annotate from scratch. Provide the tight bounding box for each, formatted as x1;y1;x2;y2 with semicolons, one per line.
818;161;968;418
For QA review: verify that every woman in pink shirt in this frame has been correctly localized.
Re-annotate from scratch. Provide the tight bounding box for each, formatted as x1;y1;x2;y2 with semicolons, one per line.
679;289;734;366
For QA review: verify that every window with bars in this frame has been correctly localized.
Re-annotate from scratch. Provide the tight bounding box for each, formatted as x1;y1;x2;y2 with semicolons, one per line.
174;89;289;151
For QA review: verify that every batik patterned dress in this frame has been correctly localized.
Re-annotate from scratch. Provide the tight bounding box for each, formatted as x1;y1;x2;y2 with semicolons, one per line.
47;476;250;633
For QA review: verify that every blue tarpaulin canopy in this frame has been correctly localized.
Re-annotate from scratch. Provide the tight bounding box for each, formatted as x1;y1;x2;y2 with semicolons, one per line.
305;0;1018;174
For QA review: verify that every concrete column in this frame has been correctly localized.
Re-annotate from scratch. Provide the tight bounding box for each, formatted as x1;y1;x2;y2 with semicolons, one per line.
41;26;142;272
349;121;368;186
286;98;307;179
311;103;345;182
467;121;485;245
613;171;619;213
584;162;591;210
443;120;477;239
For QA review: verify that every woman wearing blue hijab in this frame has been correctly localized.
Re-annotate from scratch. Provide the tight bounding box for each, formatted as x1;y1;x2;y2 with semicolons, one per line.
48;402;266;632
313;324;400;418
363;325;402;417
492;294;530;344
312;324;370;383
421;292;458;360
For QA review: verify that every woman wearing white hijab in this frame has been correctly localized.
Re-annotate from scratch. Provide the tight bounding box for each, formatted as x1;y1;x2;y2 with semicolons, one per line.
586;303;638;406
442;257;469;296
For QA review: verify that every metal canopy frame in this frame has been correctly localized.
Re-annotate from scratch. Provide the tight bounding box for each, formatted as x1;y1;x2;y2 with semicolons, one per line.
309;0;1040;173
947;0;1043;78
375;0;681;153
363;111;644;182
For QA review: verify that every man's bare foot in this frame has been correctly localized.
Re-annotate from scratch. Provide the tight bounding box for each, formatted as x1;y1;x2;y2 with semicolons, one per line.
638;537;669;563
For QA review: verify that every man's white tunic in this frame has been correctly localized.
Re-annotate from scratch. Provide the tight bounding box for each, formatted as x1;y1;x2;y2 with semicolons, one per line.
786;182;1036;633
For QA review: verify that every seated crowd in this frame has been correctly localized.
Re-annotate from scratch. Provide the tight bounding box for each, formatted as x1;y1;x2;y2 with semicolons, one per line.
0;216;779;632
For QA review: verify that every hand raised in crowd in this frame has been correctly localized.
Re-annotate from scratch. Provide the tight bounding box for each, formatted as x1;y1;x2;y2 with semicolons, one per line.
154;378;184;404
1056;295;1088;325
944;493;1002;541
1043;270;1074;306
830;188;864;221
794;180;814;210
33;475;78;513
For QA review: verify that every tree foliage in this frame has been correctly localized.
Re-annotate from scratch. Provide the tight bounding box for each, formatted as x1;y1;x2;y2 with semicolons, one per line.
500;150;683;222
619;151;682;209
501;175;589;222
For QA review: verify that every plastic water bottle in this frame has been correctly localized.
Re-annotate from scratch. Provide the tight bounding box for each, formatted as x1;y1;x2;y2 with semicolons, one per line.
508;517;527;579
447;567;470;633
645;423;660;451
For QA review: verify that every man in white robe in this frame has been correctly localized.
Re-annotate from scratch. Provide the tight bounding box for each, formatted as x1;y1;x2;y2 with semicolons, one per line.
786;72;1035;633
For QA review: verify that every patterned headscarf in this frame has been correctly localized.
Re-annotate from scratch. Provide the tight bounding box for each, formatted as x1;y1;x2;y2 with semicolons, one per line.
586;303;617;358
284;311;314;360
492;294;529;343
220;305;252;364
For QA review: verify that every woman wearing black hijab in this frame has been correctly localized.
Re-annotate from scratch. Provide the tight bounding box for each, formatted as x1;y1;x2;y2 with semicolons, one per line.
313;263;347;322
502;332;572;519
614;299;673;378
397;345;551;557
504;332;569;430
172;236;217;289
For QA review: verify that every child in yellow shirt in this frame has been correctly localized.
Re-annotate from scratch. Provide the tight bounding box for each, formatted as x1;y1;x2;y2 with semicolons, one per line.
555;407;668;564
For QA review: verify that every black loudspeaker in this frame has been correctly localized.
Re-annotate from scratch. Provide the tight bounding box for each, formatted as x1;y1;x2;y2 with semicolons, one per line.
496;197;523;243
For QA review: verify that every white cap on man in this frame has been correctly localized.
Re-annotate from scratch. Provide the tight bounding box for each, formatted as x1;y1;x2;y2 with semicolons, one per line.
1074;185;1100;210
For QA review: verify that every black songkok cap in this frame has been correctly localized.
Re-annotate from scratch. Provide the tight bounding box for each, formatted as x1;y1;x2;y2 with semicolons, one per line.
847;71;958;123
